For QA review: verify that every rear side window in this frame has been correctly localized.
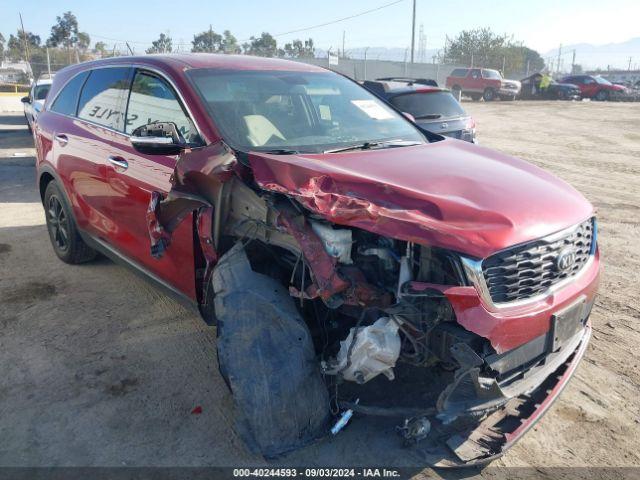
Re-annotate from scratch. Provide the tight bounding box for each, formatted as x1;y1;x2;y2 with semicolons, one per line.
78;67;132;131
482;69;502;79
390;92;465;119
50;71;89;116
449;69;468;78
125;71;197;142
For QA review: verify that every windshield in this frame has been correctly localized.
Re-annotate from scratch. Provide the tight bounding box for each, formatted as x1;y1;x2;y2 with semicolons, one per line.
594;76;612;85
34;84;51;101
390;91;465;119
187;69;425;153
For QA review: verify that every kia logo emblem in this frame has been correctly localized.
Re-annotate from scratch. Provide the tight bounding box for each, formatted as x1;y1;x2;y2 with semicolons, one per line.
556;248;577;272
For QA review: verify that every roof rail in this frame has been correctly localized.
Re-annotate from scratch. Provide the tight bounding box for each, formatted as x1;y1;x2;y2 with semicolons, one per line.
375;77;438;87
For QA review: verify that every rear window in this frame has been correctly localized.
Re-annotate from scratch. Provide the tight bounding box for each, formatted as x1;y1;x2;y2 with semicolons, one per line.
50;72;89;116
78;67;132;131
390;91;465;119
449;69;468;78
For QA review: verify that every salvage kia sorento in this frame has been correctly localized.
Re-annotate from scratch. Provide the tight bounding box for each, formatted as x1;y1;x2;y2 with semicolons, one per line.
34;54;599;466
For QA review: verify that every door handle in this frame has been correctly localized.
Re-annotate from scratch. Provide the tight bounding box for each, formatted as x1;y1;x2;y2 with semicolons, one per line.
108;156;129;170
54;134;68;146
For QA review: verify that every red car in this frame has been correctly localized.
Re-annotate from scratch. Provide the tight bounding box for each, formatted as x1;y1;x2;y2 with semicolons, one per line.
446;67;521;101
35;55;599;466
561;74;626;101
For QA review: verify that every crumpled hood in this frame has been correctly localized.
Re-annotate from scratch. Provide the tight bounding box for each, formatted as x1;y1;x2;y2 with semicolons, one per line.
248;139;593;259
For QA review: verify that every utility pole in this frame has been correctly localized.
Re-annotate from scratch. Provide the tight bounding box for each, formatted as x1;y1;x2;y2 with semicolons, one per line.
556;43;562;75
19;13;30;64
571;49;576;74
363;46;369;80
126;42;134;55
629;56;633;71
410;0;416;64
209;25;214;53
46;47;51;76
342;31;345;59
502;55;506;74
526;59;530;76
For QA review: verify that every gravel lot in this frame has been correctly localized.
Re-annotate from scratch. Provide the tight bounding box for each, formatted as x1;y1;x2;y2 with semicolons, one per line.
1;101;639;475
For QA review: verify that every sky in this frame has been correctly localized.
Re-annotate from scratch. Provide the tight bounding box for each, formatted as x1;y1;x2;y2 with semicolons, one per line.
2;0;639;58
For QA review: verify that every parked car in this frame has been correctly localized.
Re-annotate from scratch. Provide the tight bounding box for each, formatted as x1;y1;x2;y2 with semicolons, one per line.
519;73;582;100
21;77;53;131
446;67;521;101
35;55;599;466
362;78;476;142
561;74;626;101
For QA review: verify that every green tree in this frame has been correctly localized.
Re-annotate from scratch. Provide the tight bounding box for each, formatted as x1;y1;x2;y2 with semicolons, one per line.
0;33;5;58
77;32;91;52
191;28;223;52
7;31;41;61
443;27;544;76
146;33;172;54
282;38;315;58
47;11;78;49
243;32;277;57
94;41;107;56
222;30;240;54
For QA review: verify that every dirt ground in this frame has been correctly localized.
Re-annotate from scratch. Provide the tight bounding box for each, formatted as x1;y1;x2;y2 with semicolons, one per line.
0;101;639;476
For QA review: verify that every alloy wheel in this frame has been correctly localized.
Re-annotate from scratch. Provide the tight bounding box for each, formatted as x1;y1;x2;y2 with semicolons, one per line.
47;194;69;252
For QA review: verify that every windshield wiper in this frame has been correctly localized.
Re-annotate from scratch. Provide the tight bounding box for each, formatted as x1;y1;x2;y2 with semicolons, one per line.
414;114;442;120
258;148;300;155
324;140;421;154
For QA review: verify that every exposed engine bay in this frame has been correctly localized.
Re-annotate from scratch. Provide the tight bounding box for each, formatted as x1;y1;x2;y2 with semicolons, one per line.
146;144;595;466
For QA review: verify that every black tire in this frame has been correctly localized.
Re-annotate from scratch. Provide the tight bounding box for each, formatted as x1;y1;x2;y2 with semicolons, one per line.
595;89;609;101
44;181;97;264
470;93;481;101
483;88;496;101
557;90;566;100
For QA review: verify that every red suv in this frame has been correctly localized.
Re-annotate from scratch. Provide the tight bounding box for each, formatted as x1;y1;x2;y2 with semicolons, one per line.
35;55;599;466
561;74;626;101
446;67;521;101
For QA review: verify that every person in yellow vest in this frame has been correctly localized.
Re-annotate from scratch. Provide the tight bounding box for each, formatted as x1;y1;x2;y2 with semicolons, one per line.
539;72;552;96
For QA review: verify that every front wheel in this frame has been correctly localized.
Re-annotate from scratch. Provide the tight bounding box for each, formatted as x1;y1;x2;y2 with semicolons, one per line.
595;89;609;101
483;88;496;101
44;181;97;264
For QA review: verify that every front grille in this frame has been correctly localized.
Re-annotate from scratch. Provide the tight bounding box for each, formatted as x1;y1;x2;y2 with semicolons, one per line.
481;218;595;304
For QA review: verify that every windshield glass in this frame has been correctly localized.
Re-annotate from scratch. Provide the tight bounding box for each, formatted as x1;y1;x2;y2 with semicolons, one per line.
594;76;612;85
390;91;465;119
34;84;51;101
187;69;425;153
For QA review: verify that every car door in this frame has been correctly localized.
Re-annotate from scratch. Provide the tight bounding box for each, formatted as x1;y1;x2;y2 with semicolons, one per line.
468;69;482;92
581;76;599;97
101;69;201;298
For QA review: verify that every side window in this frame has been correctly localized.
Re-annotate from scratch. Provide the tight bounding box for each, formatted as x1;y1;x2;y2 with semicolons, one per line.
450;69;467;78
50;71;89;116
125;71;197;143
470;69;481;79
78;67;132;131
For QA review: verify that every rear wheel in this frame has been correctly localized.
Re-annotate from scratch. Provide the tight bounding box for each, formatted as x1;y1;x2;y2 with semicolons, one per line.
483;88;496;101
557;90;566;100
44;181;97;264
595;89;609;101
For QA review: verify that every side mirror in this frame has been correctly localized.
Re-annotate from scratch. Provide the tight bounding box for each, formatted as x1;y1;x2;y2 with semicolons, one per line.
130;122;185;156
21;96;30;104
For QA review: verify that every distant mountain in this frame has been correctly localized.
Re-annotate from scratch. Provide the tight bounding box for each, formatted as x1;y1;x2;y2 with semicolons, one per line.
544;38;640;71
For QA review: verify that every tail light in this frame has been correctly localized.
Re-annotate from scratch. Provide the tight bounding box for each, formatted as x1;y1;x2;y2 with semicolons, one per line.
465;117;476;130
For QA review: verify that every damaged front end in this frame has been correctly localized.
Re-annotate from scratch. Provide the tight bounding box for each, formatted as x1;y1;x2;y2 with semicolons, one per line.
146;142;598;466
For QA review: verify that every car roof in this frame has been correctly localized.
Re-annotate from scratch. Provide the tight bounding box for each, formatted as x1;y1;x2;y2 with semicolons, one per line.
34;78;53;86
66;53;328;73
